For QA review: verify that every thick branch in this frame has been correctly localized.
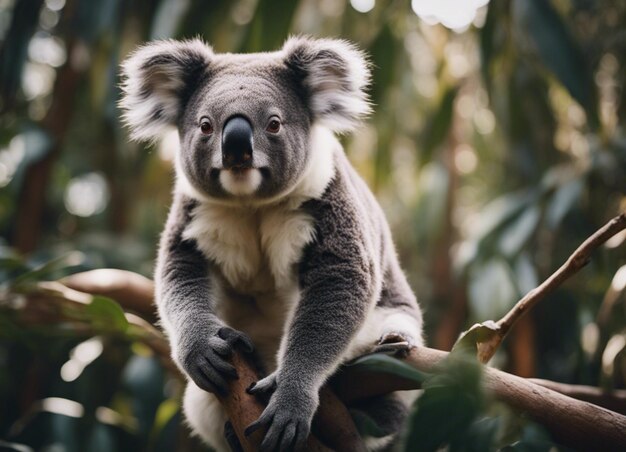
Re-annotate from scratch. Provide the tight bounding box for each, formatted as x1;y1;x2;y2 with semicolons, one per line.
333;347;626;450
62;269;157;323
475;212;626;363
528;378;626;416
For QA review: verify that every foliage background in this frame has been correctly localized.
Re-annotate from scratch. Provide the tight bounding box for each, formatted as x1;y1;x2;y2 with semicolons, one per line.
1;0;625;450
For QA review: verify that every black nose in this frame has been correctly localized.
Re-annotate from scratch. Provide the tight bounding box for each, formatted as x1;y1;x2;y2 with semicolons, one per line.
222;116;253;169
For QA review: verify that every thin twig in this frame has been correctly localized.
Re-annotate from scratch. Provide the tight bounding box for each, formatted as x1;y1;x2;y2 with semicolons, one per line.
475;212;626;363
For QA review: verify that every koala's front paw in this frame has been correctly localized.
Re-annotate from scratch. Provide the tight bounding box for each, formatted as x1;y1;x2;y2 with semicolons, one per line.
245;381;316;452
182;326;254;395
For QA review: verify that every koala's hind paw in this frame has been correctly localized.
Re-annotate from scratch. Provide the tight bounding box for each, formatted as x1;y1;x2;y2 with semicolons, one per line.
373;332;416;358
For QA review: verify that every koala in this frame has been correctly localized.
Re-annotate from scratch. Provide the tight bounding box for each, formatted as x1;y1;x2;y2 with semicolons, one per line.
120;37;423;452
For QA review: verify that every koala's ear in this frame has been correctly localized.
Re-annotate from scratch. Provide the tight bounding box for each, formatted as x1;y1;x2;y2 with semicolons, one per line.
282;36;371;133
120;39;213;142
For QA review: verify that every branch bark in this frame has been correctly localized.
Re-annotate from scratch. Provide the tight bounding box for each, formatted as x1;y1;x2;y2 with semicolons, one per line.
528;378;626;416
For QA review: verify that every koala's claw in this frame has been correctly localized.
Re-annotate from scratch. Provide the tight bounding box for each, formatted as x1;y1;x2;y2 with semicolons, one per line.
218;326;255;353
247;372;277;399
372;332;415;357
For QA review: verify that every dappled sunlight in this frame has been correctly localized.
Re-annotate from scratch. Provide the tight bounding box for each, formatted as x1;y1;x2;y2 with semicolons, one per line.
411;0;490;31
60;336;104;382
63;173;109;218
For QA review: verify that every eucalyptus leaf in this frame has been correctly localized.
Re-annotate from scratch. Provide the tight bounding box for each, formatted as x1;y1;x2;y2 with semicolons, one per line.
469;259;517;321
346;353;428;383
546;178;584;229
350;409;389;438
511;0;598;128
498;205;540;257
420;86;458;164
10;252;85;288
87;296;129;332
514;252;538;296
404;351;484;452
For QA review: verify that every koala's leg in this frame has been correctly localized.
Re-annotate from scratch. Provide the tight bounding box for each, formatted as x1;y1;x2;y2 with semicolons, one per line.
374;263;424;348
372;308;423;358
349;391;419;452
183;383;231;452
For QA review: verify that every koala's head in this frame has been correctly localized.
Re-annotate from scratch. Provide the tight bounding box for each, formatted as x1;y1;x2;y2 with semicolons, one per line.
120;37;370;201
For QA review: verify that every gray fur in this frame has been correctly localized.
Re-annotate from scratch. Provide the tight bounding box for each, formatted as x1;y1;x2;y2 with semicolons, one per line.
120;36;422;452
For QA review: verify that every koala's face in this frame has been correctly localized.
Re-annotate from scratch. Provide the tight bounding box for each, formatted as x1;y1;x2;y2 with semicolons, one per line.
179;57;311;199
120;38;370;202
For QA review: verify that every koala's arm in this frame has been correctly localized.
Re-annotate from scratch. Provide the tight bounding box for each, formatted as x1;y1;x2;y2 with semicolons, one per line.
247;176;376;449
281;212;374;391
156;193;252;394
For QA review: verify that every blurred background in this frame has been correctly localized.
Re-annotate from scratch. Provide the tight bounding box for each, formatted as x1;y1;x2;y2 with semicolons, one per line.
1;0;626;450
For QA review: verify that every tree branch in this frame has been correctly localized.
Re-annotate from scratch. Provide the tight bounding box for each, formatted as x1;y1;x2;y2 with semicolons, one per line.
528;378;626;416
334;347;626;450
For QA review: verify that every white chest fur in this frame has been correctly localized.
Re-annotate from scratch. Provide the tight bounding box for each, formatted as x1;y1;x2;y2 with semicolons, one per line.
178;124;338;294
183;202;316;292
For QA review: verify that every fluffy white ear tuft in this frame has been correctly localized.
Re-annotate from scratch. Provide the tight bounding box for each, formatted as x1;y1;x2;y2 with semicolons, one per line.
282;36;372;133
119;39;213;142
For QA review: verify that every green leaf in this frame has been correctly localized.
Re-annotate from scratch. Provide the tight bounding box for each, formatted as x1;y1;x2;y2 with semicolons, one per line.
413;162;450;244
10;252;85;288
150;399;179;443
404;351;484;452
242;0;299;52
513;252;538;296
473;190;535;243
86;296;129;332
350;409;390;438
346;353;428;383
546;178;584;229
450;416;502;452
479;1;497;93
369;25;398;105
468;259;518;321
420;86;458;164
511;0;598;128
498;205;540;257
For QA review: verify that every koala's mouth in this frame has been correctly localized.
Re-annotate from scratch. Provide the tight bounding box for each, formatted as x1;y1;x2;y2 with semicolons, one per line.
216;167;268;196
229;167;253;176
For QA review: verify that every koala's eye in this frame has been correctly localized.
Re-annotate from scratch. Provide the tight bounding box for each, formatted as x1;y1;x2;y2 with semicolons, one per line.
200;119;213;135
266;117;281;134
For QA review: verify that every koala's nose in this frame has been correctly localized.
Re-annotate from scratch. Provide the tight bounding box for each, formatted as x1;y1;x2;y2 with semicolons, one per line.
222;116;253;169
